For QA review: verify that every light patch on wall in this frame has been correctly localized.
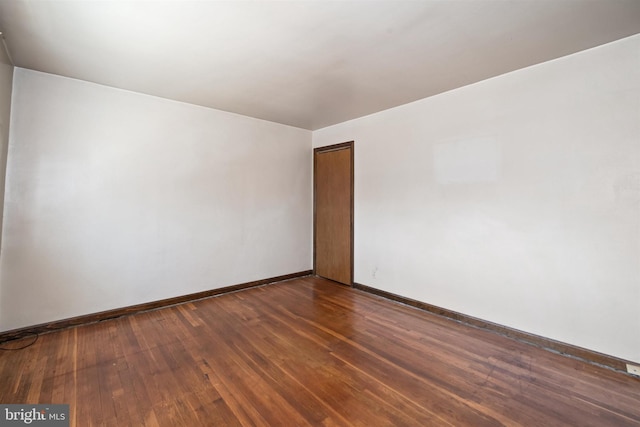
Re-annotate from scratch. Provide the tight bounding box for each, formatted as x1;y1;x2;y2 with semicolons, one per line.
434;137;501;184
614;172;640;205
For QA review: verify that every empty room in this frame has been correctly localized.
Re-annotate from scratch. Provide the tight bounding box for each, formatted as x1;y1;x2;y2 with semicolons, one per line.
0;0;639;426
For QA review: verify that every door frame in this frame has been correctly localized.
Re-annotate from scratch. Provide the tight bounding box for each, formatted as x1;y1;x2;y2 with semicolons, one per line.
313;141;354;286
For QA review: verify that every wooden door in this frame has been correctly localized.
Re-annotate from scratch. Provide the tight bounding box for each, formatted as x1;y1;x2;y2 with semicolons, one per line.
314;142;353;285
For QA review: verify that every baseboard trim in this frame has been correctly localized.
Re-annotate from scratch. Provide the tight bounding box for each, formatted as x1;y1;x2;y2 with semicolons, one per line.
353;282;634;374
0;270;312;343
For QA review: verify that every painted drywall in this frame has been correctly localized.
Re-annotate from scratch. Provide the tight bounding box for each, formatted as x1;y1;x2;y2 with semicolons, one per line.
313;34;640;363
0;68;312;331
0;44;13;251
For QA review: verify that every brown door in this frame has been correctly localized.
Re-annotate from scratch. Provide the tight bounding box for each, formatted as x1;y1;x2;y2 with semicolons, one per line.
314;142;353;285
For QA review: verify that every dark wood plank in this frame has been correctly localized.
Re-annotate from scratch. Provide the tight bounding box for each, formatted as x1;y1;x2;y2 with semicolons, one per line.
1;277;638;426
0;270;312;343
353;281;635;373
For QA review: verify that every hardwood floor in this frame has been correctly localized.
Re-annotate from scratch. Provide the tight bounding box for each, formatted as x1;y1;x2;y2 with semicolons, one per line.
1;276;638;426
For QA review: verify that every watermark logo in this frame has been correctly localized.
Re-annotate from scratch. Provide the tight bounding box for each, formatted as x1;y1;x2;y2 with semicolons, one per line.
0;405;68;426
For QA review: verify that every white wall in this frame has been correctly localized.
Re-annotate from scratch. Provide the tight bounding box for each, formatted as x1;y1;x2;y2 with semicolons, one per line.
0;68;312;331
313;35;640;363
0;44;13;250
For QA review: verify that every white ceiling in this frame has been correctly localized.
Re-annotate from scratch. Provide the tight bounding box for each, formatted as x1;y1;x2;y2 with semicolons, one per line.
0;0;639;130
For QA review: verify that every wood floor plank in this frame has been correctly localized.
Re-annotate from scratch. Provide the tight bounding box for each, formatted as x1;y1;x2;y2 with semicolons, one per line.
1;277;639;426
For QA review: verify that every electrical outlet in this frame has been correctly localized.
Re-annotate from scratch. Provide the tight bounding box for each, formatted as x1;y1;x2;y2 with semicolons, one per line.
626;364;640;376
